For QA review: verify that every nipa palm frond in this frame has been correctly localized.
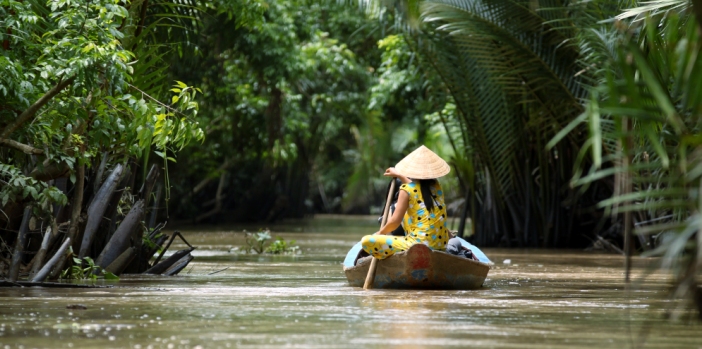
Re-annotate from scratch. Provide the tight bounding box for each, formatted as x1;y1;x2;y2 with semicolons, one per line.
422;0;587;116
578;11;702;318
414;29;519;200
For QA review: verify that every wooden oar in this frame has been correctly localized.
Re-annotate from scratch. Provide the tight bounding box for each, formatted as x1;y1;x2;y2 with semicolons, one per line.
363;178;396;290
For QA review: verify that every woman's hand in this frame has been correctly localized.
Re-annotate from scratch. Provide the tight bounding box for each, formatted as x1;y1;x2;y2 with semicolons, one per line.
383;167;402;178
383;167;411;184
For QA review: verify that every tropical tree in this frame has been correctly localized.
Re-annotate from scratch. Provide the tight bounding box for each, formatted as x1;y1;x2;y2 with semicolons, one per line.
553;1;702;319
343;33;457;212
354;0;623;247
359;0;702;316
166;0;387;221
0;0;212;279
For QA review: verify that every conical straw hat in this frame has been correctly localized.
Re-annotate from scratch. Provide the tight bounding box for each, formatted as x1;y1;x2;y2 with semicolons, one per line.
395;145;450;179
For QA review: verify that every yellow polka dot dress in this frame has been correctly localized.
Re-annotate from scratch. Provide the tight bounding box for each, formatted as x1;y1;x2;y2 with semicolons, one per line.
361;181;449;259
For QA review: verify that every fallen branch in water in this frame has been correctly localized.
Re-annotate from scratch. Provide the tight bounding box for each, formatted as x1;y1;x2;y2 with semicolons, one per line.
208;267;229;275
595;235;624;255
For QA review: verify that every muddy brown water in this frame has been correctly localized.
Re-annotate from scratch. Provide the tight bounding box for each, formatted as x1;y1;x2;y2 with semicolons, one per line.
0;216;700;348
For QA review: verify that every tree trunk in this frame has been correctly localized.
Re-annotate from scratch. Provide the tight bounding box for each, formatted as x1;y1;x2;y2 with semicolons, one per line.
95;200;145;269
457;191;470;238
139;164;159;203
265;87;283;151
623;117;633;282
691;0;702;37
148;183;163;229
49;161;85;279
32;238;71;283
79;163;124;258
104;166;132;240
28;226;56;279
92;152;110;196
0;138;43;154
195;170;227;222
9;206;32;281
29;160;71;181
104;247;137;275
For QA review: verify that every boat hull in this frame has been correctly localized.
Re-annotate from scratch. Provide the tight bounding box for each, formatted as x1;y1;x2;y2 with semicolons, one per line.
343;243;491;290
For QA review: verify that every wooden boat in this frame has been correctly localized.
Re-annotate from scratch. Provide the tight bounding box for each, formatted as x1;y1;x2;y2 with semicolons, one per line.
343;237;492;290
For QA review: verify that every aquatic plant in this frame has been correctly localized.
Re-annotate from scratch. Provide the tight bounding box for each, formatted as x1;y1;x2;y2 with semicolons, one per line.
265;237;301;255
243;230;272;254
242;230;300;255
60;251;119;281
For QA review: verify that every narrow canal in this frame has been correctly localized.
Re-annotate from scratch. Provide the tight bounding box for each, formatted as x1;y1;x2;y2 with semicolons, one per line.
0;216;700;348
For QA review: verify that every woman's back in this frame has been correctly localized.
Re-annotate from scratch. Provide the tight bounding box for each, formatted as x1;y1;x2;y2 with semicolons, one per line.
400;180;449;250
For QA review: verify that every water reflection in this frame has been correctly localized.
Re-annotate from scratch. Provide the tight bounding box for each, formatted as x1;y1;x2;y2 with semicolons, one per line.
0;216;699;348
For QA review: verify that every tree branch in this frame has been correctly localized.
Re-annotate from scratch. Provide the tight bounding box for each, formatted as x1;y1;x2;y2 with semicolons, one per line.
127;83;197;123
0;138;44;154
0;76;76;139
195;170;227;222
134;0;150;39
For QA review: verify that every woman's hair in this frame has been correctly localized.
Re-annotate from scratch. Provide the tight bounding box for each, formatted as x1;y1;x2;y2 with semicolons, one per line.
418;179;437;213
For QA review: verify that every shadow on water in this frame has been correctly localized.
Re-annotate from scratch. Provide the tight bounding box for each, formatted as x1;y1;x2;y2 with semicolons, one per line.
0;216;700;348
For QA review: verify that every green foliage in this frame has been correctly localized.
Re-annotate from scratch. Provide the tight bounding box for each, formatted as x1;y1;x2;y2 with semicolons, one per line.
369;35;418;112
350;0;702;315
60;252;119;281
168;0;387;219
142;227;165;254
344;31;454;211
0;0;205;218
354;0;602;246
265;237;300;255
133;81;205;157
241;229;300;255
1;0;132;105
565;9;702;317
358;0;702;315
0;163;67;208
242;230;272;254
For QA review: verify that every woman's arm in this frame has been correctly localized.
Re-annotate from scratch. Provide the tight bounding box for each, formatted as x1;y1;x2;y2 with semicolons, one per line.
376;190;409;235
384;167;411;184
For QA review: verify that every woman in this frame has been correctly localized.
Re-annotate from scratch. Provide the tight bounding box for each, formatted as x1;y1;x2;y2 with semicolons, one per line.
361;145;451;259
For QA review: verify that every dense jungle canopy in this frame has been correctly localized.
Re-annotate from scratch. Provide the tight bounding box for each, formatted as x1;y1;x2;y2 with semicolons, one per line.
2;0;702;315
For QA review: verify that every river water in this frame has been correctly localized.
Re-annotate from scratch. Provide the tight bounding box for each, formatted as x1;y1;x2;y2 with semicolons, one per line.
0;216;700;348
